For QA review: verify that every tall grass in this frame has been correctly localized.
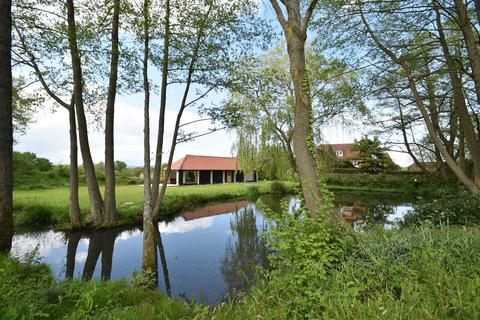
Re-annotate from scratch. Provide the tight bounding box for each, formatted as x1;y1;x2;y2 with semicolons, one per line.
204;227;480;319
0;255;191;319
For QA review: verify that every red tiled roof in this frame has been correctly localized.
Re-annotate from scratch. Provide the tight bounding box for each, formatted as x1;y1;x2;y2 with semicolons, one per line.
171;155;240;170
318;143;358;159
182;200;250;221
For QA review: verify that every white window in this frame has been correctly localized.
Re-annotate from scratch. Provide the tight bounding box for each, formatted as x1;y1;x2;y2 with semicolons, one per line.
336;150;344;158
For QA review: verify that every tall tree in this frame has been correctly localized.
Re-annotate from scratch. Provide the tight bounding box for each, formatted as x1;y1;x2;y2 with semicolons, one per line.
14;27;82;227
66;0;105;225
104;0;121;225
356;2;479;194
139;0;158;277
0;0;13;252
151;0;264;217
151;0;170;204
268;0;327;219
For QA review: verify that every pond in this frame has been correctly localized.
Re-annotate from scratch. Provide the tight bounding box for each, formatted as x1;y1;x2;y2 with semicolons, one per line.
11;192;418;305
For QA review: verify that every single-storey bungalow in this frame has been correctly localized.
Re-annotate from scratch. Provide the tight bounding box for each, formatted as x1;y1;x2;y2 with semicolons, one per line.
167;155;257;186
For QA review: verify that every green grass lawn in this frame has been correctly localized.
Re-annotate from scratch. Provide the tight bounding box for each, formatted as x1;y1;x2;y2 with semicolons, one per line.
13;181;296;229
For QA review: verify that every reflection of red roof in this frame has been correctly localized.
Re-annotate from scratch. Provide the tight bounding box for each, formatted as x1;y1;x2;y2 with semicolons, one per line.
182;200;250;221
318;144;358;159
171;155;240;170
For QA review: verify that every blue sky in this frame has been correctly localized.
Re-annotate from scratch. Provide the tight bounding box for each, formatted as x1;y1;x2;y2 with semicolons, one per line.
14;1;413;167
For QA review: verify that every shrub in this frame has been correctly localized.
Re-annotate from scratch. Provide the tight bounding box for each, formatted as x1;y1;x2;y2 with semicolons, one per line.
0;255;191;319
206;226;480;319
270;181;287;195
402;188;480;227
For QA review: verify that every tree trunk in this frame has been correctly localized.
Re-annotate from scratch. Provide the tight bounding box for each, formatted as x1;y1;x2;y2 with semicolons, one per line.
66;0;104;226
152;27;202;217
0;0;13;253
152;0;170;203
142;219;158;287
269;0;323;218
396;99;427;173
360;8;479;194
454;0;480;104
104;0;120;226
435;1;480;186
68;101;82;228
141;0;157;278
286;35;322;218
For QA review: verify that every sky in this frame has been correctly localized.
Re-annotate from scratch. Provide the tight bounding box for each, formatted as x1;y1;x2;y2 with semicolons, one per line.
14;2;414;168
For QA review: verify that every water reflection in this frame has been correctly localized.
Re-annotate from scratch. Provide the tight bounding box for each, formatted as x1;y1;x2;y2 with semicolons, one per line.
11;192;417;305
154;224;171;296
221;205;268;298
64;228;121;281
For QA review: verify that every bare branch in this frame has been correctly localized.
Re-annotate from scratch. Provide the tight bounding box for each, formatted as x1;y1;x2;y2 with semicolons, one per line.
269;0;287;33
301;0;319;34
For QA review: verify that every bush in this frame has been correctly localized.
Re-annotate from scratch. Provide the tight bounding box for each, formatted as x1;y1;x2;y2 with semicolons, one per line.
206;226;480;319
269;181;287;195
0;255;191;319
402;188;480;227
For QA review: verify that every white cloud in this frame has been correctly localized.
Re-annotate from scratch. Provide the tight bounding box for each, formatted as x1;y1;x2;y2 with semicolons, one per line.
159;216;214;234
15;96;236;166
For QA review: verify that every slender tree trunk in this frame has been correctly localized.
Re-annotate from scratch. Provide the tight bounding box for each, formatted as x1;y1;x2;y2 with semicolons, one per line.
359;7;479;194
68;101;82;228
435;1;480;186
286;37;322;217
141;0;157;278
269;0;323;218
152;0;171;203
454;0;480;104
0;0;13;253
104;0;121;226
66;0;104;226
152;28;202;217
396;99;427;172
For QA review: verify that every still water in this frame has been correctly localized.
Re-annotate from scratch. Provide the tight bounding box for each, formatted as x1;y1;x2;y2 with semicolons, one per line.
11;192;417;305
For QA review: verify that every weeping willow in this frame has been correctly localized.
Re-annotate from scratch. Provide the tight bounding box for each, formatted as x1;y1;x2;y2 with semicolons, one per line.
233;118;296;181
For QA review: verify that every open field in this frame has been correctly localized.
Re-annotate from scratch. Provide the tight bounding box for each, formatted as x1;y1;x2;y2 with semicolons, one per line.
13;181;297;229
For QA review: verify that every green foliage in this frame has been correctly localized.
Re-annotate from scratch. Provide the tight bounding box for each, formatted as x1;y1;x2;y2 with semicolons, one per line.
259;201;345;317
403;189;480;227
204;227;480;319
269;180;287;195
13;182;297;228
0;255;190;319
13;151;70;190
350;136;399;172
12;77;39;136
324;172;446;193
114;160;127;172
13;151;143;190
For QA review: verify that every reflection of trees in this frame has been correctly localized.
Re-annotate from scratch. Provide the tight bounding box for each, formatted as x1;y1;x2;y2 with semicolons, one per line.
153;222;171;297
220;206;268;298
64;228;119;281
65;232;81;279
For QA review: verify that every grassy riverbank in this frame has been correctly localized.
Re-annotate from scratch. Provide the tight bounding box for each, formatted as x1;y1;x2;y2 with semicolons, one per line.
13;181;297;229
3;226;478;319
